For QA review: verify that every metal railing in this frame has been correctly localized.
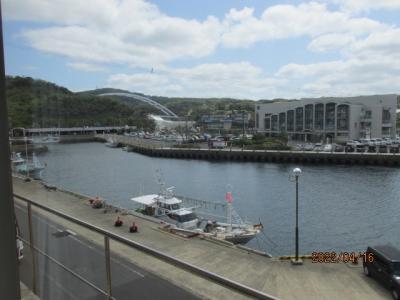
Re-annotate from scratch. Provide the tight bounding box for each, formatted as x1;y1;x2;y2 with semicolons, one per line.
14;193;278;300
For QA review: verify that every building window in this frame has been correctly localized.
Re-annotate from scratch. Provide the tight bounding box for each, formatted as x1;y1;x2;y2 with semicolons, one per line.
279;112;286;132
382;109;391;123
265;118;271;130
256;113;259;128
325;102;335;131
314;103;324;130
337;104;349;131
287;110;294;131
295;107;303;131
271;115;278;131
304;104;313;130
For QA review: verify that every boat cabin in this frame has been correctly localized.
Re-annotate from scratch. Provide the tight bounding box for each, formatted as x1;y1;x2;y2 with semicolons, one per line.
131;193;199;229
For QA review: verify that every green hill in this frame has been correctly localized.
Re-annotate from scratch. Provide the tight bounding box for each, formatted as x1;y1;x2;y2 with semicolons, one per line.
6;76;155;130
6;76;260;130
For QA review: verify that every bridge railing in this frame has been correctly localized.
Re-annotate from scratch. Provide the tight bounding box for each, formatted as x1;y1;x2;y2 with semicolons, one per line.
14;193;278;300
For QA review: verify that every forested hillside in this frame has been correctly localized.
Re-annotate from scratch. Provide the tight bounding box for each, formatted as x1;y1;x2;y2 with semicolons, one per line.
6;76;155;130
6;76;266;130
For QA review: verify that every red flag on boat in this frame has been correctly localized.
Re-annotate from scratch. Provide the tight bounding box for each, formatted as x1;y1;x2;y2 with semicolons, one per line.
225;192;233;203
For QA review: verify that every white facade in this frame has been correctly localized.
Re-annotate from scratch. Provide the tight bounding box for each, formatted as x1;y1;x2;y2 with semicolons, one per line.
255;95;397;142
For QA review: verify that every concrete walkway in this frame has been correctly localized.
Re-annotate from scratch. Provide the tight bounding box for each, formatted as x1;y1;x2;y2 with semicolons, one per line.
13;177;391;300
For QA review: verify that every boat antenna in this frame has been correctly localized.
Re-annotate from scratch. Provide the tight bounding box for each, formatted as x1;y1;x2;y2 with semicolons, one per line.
155;169;166;195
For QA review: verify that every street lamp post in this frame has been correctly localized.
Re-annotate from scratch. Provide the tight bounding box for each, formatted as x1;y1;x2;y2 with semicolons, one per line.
292;167;302;265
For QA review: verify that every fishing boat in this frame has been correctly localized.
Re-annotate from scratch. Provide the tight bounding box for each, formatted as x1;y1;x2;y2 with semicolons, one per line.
122;145;133;152
32;134;60;144
105;137;119;148
131;180;262;244
11;152;44;179
131;186;199;230
202;191;263;244
11;152;25;165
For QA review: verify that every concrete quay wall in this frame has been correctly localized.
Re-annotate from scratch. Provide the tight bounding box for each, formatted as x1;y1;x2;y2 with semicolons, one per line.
59;134;97;143
96;134;400;166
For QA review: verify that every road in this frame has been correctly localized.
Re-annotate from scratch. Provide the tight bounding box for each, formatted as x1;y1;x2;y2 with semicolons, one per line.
15;204;200;300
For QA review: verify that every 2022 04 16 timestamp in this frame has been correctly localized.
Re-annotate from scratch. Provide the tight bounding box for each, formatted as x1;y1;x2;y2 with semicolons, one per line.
311;252;374;263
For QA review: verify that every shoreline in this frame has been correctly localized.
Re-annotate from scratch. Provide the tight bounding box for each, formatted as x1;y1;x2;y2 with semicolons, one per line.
95;134;400;167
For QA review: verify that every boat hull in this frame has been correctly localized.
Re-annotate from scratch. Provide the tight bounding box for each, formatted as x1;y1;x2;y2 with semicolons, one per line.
224;234;256;245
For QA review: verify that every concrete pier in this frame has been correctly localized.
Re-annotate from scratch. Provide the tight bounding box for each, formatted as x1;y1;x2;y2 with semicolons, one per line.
13;177;392;299
96;134;400;167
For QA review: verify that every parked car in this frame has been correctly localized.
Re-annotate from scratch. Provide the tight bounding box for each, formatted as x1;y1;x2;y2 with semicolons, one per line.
383;138;393;146
359;139;371;146
323;144;333;152
334;144;344;152
363;245;400;300
313;143;323;152
347;140;361;147
294;144;304;151
392;139;400;145
304;144;314;151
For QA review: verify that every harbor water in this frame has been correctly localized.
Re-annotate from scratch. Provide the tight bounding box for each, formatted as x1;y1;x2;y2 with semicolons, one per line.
38;142;400;256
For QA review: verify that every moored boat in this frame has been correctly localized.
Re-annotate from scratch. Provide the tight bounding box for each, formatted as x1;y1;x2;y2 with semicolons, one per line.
32;134;60;144
11;152;44;179
105;138;119;148
131;181;262;244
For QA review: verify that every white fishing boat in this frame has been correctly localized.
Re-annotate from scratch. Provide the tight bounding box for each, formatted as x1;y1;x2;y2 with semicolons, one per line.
11;152;44;179
32;134;60;144
105;137;119;148
131;186;199;230
131;179;262;244
11;152;25;166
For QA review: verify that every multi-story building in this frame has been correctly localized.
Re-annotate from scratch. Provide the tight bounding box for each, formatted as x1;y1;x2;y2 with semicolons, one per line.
200;114;232;130
255;95;397;142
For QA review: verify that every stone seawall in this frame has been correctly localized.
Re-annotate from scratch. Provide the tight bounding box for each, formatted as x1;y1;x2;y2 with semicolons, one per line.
95;134;400;166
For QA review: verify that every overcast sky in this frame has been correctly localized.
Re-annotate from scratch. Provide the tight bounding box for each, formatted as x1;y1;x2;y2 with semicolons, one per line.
3;0;400;99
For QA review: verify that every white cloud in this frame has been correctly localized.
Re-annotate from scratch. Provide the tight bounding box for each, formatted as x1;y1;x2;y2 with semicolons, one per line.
67;62;106;72
308;33;356;52
108;62;285;99
276;27;400;97
6;0;222;67
3;0;118;27
327;0;400;13
221;2;386;48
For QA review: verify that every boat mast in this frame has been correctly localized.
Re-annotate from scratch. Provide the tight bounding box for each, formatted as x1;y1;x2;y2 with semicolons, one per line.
24;136;29;178
225;190;233;232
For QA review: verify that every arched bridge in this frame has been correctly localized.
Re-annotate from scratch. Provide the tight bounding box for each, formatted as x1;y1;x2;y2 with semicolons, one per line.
99;92;178;118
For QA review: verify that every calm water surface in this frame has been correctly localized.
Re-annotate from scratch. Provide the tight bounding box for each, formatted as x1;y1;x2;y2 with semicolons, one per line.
39;142;400;256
